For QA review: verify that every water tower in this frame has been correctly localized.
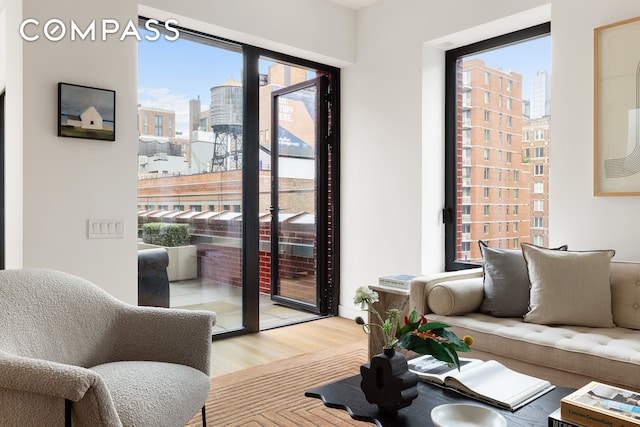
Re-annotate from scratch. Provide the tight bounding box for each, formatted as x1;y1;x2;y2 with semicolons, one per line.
210;77;243;171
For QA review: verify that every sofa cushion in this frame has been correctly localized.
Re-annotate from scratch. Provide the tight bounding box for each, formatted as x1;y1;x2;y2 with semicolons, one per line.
91;361;210;427
610;262;640;330
478;241;567;318
522;243;616;327
427;312;640;391
428;278;484;316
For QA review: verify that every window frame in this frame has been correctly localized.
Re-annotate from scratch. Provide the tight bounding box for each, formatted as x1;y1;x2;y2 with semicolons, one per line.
444;22;551;271
137;16;341;335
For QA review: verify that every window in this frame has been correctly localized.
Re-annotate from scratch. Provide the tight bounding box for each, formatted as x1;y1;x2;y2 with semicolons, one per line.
444;22;551;270
534;147;544;157
534;200;544;211
484;167;490;180
535;129;545;140
484;205;490;215
137;17;340;335
534;182;544;193
533;217;544;228
154;115;163;136
534;164;544;175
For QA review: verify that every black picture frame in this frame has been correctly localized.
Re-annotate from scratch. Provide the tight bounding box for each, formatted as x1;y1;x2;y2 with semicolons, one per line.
57;82;115;141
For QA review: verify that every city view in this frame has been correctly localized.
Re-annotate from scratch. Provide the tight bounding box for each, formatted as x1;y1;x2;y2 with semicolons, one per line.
455;34;552;263
136;23;550;330
136;22;332;333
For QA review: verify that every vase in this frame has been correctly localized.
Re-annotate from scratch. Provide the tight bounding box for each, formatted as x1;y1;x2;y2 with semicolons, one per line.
360;347;419;413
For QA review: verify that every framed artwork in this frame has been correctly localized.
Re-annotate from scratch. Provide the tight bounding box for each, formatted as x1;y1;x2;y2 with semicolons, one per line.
58;82;115;141
594;16;640;196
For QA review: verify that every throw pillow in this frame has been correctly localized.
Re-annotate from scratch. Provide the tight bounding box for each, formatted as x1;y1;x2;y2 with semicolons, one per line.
478;241;567;317
428;278;484;316
522;243;616;327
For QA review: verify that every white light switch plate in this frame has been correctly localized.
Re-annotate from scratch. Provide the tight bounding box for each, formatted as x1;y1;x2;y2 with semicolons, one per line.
88;219;124;239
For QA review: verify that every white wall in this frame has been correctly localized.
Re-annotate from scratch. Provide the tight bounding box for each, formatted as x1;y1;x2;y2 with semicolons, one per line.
2;0;355;303
5;0;139;301
4;0;640;312
550;0;640;259
339;0;640;318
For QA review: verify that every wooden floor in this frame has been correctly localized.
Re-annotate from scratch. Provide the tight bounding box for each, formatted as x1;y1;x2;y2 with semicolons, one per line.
210;316;365;377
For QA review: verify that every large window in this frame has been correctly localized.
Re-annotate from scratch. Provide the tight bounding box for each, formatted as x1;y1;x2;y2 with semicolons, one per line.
444;23;551;270
137;18;340;336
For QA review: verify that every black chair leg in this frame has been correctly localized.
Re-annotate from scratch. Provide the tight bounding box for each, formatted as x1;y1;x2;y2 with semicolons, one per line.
65;399;72;427
202;406;206;427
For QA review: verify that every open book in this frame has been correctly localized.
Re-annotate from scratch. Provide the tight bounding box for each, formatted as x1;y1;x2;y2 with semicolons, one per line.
407;355;556;411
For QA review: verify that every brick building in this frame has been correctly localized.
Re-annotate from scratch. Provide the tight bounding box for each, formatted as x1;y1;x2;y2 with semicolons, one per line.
458;59;532;262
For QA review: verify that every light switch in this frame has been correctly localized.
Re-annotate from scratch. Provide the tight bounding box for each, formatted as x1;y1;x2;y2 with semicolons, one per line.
88;219;124;239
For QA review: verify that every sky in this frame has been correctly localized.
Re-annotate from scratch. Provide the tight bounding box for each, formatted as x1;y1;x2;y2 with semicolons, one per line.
473;35;552;99
138;34;244;137
138;31;551;137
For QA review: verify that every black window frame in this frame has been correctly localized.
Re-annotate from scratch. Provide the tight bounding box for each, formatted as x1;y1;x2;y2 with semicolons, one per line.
444;22;551;271
137;16;341;337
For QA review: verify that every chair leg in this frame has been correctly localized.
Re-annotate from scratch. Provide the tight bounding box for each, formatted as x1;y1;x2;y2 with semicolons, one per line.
65;399;72;427
201;406;206;427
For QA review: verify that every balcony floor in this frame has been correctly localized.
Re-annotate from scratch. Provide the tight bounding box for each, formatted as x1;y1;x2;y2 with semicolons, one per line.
169;279;320;332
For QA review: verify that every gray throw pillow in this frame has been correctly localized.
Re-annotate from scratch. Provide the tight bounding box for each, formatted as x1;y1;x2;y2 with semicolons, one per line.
478;241;567;317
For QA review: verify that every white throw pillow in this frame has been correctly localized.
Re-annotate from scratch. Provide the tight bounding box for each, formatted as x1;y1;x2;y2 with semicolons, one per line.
522;243;616;327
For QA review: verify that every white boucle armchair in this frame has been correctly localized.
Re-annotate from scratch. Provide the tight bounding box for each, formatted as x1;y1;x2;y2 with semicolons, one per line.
0;268;216;426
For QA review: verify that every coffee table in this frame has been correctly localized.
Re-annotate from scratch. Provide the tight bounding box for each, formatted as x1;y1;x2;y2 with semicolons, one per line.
305;374;574;426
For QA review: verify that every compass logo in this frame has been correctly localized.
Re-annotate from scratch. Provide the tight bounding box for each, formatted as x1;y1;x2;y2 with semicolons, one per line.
19;18;179;42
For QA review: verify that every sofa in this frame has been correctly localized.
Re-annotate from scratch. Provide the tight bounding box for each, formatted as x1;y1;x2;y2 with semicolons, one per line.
408;243;640;390
0;268;215;426
138;247;171;308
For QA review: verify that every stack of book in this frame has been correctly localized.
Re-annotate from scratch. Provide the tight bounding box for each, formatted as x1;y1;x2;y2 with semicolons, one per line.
548;408;583;426
548;381;640;427
377;274;417;290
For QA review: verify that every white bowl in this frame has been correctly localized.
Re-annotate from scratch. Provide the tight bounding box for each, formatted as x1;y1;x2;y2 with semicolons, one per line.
431;403;507;427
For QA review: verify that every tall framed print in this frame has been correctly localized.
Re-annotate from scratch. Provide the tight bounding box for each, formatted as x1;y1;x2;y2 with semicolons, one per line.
594;16;640;196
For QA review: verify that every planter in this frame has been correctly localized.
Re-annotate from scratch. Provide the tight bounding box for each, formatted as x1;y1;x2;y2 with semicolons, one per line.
138;242;197;282
360;347;419;413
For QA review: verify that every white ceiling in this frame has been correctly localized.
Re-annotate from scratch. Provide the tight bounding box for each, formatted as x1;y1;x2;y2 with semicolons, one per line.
326;0;381;10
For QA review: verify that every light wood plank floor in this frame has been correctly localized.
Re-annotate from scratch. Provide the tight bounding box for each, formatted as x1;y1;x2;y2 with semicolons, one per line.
210;316;365;377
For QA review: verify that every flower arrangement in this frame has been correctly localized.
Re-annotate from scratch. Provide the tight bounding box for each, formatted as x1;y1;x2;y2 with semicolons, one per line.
354;286;474;370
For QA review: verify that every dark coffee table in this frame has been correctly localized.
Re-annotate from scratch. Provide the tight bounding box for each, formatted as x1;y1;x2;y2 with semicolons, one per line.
305;374;575;426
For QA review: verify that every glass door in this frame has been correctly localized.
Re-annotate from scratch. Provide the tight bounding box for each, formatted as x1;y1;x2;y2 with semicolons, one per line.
269;76;329;314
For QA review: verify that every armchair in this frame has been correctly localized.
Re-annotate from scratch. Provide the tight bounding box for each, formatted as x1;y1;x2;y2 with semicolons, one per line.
0;268;215;426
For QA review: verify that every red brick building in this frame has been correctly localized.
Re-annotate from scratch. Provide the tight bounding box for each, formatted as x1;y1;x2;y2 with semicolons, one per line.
457;59;532;262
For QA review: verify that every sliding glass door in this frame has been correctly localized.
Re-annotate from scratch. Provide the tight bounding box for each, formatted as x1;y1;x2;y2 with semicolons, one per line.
137;18;339;337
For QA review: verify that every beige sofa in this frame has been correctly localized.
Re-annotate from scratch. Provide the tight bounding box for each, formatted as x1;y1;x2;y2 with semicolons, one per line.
409;258;640;390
